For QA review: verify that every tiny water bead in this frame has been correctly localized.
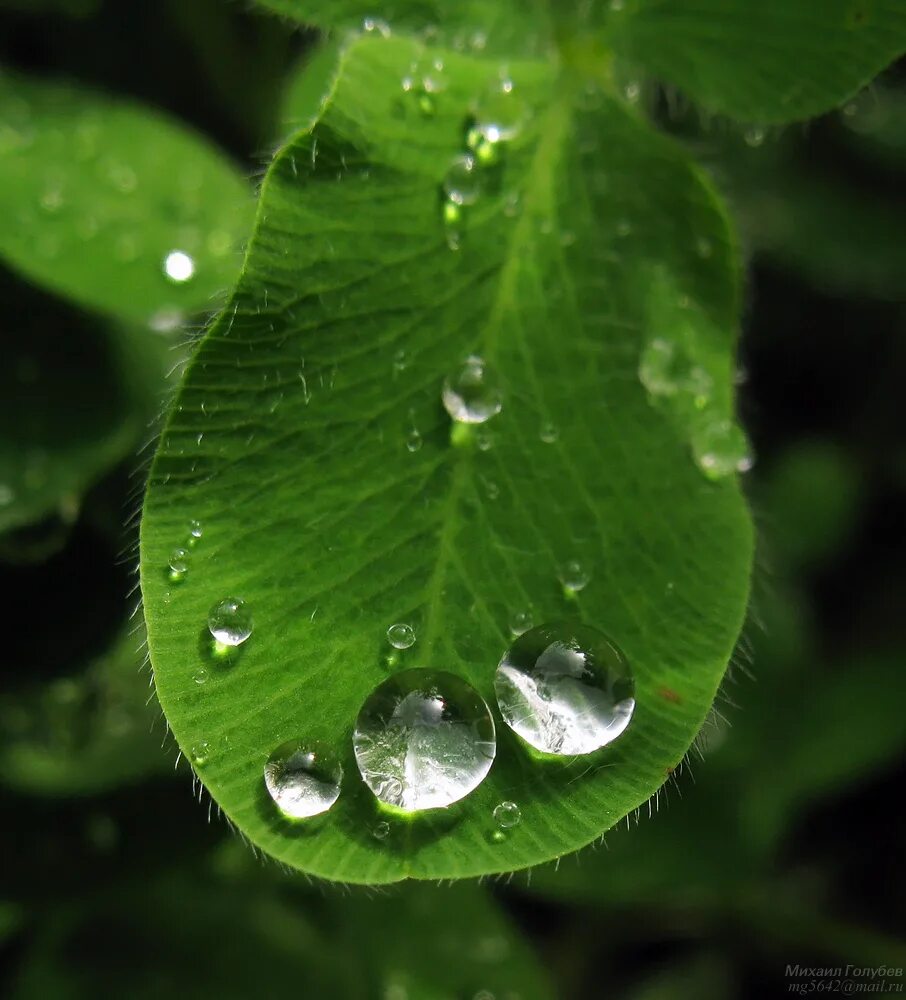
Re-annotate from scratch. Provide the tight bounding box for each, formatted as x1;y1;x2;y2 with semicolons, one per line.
508;610;533;637
168;547;189;582
495;623;635;756
386;622;416;650
442;356;503;425
207;597;253;647
557;559;590;594
264;740;342;819
163;249;195;284
353;669;496;812
190;741;210;766
691;419;753;480
443;154;481;206
493;800;522;829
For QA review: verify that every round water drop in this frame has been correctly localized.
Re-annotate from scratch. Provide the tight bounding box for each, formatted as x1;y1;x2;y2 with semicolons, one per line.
264;739;342;819
353;669;496;812
443;154;481;206
442;356;502;424
168;547;189;582
386;622;416;650
539;421;558;444
691;419;753;480
190;740;210;766
163;249;195;284
405;429;422;453
509;609;533;637
187;518;203;547
207;597;252;647
744;126;766;148
493;800;521;829
193;668;208;686
558;559;590;593
372;820;391;841
495;622;635;755
476;429;493;452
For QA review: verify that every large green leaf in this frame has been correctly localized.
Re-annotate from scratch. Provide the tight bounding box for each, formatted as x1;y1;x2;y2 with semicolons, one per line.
598;0;906;122
0;69;254;324
140;34;753;883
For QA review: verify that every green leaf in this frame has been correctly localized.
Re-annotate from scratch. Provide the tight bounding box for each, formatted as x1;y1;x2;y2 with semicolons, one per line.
0;268;168;537
598;0;906;123
140;34;752;883
0;68;255;324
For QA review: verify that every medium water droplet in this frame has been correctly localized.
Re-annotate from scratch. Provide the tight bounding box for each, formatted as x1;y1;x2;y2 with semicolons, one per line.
207;597;252;647
509;610;533;637
190;740;210;766
557;559;590;594
353;669;496;812
372;820;391;840
539;421;558;444
163;249;195;284
443;154;481;206
495;623;635;755
193;668;208;686
386;622;416;650
187;519;203;546
493;800;522;829
168;547;189;582
691;419;753;480
264;739;342;819
442;356;503;424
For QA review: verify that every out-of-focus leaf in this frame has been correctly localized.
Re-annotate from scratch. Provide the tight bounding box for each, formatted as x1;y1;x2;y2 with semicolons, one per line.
0;69;255;324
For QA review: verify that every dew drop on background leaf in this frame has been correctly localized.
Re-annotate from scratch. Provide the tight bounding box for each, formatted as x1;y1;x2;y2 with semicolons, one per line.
557;559;589;594
443;153;481;206
352;669;496;812
386;622;416;649
207;597;253;647
495;623;635;755
442;356;502;424
264;740;342;819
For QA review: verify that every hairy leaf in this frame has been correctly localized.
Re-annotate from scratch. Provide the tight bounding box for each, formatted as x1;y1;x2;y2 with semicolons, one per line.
140;35;752;883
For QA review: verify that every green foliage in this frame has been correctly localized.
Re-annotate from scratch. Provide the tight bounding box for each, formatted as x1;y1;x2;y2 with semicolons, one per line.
140;32;753;883
0;69;254;324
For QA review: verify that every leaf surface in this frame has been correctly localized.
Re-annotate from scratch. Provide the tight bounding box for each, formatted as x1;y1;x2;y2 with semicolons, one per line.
140;35;753;883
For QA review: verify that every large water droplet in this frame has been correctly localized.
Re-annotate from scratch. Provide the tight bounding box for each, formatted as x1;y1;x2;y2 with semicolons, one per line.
691;419;753;480
353;669;496;812
495;623;635;755
442;356;502;424
264;739;342;819
207;597;252;647
386;622;416;650
443;154;481;206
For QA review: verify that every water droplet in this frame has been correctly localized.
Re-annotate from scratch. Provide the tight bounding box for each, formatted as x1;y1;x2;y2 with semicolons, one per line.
392;348;408;374
495;623;635;755
443;154;481;207
442;356;503;424
624;81;641;104
744;126;765;148
405;429;422;453
557;559;590;594
168;547;189;582
187;519;203;547
190;740;210;766
372;820;391;840
467;76;530;161
163;250;195;284
207;597;252;647
193;668;209;686
638;338;712;410
482;478;500;501
691;419;753;480
353;669;496;812
362;16;391;36
539;421;558;444
508;610;533;637
476;429;494;451
494;800;522;830
401;55;447;116
264;739;342;819
386;622;416;650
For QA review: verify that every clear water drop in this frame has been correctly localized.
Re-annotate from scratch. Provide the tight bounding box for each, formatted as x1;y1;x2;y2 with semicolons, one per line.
691;419;753;480
493;800;522;829
193;668;208;686
353;669;496;812
443;154;481;206
168;547;189;582
405;429;422;453
264;739;342;819
557;559;590;594
362;16;391;36
467;76;530;162
386;622;416;650
476;429;494;452
442;355;503;424
539;421;558;444
624;81;641;104
187;519;203;547
190;740;210;766
372;820;391;840
638;338;712;411
163;249;195;284
207;597;252;647
495;623;635;755
508;609;533;637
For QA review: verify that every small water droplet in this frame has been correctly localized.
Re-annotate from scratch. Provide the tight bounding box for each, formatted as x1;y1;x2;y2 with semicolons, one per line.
493;800;522;829
509;610;533;637
386;622;416;649
539;421;558;444
744;126;766;148
264;740;342;819
638;338;712;411
482;478;500;500
190;740;210;766
405;429;422;453
353;669;496;812
193;668;209;686
443;154;481;207
476;429;494;451
207;597;252;647
467;76;530;162
163;250;195;284
624;81;641;104
168;547;189;582
442;356;503;424
362;16;391;36
691;419;753;479
372;820;391;840
557;559;590;594
392;348;408;374
186;519;203;548
495;623;635;755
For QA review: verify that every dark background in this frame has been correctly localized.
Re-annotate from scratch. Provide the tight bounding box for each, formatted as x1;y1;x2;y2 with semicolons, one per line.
0;2;904;997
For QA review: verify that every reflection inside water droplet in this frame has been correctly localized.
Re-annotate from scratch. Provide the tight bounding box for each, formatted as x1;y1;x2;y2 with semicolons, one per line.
264;739;342;819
